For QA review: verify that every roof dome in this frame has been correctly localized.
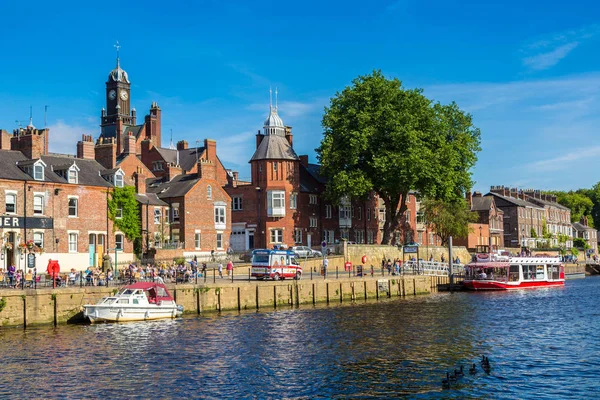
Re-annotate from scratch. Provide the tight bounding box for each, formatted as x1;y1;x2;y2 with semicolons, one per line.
108;65;130;83
263;106;285;136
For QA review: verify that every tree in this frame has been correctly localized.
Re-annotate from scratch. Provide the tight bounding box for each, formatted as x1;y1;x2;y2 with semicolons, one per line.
317;70;481;244
530;227;538;239
573;237;587;249
108;186;141;246
421;198;478;246
541;218;553;239
551;190;594;224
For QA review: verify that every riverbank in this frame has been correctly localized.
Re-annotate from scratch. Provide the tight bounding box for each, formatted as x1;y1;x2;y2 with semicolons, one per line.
0;274;449;328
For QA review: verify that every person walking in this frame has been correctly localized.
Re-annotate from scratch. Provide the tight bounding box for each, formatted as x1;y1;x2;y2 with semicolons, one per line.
218;263;223;279
226;260;233;278
323;257;329;277
201;262;207;277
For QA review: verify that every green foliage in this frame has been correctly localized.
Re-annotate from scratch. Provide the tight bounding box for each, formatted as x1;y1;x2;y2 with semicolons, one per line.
0;297;6;313
571;247;579;257
573;237;587;249
421;198;478;245
174;257;185;265
108;186;141;242
317;70;481;244
550;190;594;225
530;227;538;239
541;219;553;239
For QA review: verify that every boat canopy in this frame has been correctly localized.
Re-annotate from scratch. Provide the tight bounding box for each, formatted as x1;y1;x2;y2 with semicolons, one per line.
124;282;173;302
466;262;510;269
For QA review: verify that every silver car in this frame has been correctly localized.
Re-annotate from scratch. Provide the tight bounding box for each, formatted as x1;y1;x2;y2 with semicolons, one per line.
291;246;323;258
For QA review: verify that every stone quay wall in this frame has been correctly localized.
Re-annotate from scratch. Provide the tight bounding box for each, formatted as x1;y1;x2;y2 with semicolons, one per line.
344;244;472;266
0;274;449;328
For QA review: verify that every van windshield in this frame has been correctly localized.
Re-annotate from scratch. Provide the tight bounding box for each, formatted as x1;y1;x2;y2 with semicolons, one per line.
252;254;269;263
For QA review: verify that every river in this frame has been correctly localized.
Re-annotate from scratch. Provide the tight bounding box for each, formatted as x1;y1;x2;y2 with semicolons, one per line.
1;277;599;399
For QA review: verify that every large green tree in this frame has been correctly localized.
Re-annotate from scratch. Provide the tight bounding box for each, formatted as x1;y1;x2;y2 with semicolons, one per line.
317;70;481;244
421;198;478;245
550;190;594;225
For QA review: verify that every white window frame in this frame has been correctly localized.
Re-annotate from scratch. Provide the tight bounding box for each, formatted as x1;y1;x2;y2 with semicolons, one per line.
323;230;335;244
309;194;318;205
153;161;163;171
33;231;44;248
310;216;318;228
154;208;161;224
68;167;78;184
34;164;44;181
113;171;124;187
268;190;286;217
216;232;223;249
194;230;201;250
115;204;123;219
325;205;332;219
270;228;283;244
5;191;17;214
207;185;213;199
68;196;78;218
290;193;297;210
33;193;45;215
294;228;302;244
115;233;124;251
172;203;180;222
68;232;78;253
232;196;243;211
214;205;226;228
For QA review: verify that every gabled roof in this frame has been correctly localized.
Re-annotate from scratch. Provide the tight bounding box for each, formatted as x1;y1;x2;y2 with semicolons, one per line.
250;135;298;161
486;192;542;209
146;174;202;198
123;125;144;139
299;163;322;193
135;193;168;206
572;222;595;232
154;146;205;172
471;196;492;211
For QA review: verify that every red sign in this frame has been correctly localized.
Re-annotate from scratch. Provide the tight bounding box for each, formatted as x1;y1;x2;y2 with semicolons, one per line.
361;255;367;264
344;261;352;271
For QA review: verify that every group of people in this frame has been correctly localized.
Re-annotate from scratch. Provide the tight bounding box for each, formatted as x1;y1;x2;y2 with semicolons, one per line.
381;258;403;275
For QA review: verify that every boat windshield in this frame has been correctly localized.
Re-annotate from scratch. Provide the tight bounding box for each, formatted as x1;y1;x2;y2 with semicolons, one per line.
466;265;508;282
120;289;135;295
101;297;116;304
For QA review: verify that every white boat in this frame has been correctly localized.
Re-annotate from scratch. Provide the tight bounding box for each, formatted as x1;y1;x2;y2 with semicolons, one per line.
83;282;183;323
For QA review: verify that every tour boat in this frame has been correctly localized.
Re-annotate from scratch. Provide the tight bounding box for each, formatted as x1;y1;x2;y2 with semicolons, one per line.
463;249;565;291
83;282;184;323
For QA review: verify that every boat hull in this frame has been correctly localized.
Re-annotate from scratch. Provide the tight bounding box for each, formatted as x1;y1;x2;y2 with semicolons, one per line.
463;280;565;291
83;305;182;323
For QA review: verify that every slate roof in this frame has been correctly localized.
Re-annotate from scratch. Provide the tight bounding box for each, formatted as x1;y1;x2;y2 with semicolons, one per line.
146;174;202;198
250;135;298;161
527;196;570;211
299;164;321;193
572;222;595;232
305;163;326;184
471;196;492;211
0;150;113;187
486;192;543;209
154;146;205;171
123;125;144;139
135;193;168;206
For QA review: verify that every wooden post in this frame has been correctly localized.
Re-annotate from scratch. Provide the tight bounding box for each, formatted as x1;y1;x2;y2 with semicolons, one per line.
273;286;277;309
237;287;241;311
364;281;367;300
256;286;260;310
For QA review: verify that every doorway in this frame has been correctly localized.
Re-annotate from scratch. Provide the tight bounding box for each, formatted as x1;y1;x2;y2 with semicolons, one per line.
248;231;255;250
307;234;312;249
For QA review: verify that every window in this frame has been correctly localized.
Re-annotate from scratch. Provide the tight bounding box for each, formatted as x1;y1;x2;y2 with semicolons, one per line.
172;229;180;243
379;209;386;222
309;194;318;205
268;190;285;217
194;231;201;249
115;234;124;251
233;197;243;211
33;194;44;215
355;230;364;244
325;205;332;219
216;233;223;249
310;217;318;228
273;162;278;172
68;168;78;184
270;229;283;243
68;233;78;252
113;172;123;187
357;207;362;220
405;210;411;225
165;207;169;223
5;193;16;214
153;161;163;171
34;164;44;180
214;206;226;227
294;228;302;244
172;203;180;222
154;208;161;224
323;230;335;244
290;193;297;209
207;185;212;199
367;208;371;221
367;230;374;244
68;197;78;217
115;204;123;219
340;229;349;240
33;232;44;248
339;205;351;219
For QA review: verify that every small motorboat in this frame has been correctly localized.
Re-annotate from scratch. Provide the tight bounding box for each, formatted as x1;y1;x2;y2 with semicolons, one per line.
83;282;183;323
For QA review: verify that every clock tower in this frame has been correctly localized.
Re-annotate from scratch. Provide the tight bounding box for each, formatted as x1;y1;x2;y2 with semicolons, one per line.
101;42;134;139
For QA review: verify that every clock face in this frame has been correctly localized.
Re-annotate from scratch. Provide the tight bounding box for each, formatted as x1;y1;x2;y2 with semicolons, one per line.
108;90;116;100
120;90;128;101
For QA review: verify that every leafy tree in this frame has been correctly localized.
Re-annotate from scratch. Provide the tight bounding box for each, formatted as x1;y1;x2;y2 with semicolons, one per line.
108;186;141;244
541;218;553;239
550;190;594;224
530;227;538;239
421;198;478;246
317;70;481;244
557;233;569;247
571;247;579;257
573;237;587;249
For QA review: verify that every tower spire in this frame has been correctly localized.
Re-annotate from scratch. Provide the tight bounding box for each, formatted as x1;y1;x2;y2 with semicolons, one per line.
114;40;121;67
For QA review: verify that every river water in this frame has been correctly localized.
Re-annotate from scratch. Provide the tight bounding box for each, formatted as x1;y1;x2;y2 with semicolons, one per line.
1;277;599;399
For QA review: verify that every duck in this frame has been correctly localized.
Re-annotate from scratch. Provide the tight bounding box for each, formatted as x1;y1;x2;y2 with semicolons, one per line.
469;363;477;374
448;371;458;382
442;372;451;388
455;366;464;377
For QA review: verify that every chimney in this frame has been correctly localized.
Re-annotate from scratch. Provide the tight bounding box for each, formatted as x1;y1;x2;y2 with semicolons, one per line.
204;138;216;162
124;132;136;155
466;191;473;207
177;140;188;150
256;130;264;148
145;102;162;147
166;163;182;181
131;108;137;125
197;159;216;180
10;127;48;159
77;134;95;159
0;129;12;150
285;125;293;147
94;138;117;169
233;171;239;181
134;169;146;194
299;155;309;168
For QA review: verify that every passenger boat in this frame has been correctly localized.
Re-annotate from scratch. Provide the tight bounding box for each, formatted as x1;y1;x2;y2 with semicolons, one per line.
83;282;183;323
463;246;564;290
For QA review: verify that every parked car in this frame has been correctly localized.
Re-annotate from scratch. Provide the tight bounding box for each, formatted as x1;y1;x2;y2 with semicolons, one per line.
291;246;323;258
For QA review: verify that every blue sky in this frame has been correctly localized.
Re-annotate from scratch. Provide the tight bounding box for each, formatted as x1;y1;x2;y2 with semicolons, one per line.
1;0;600;192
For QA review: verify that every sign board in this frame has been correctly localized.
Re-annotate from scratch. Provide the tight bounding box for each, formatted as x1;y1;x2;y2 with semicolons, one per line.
321;241;327;249
344;261;352;271
0;217;54;229
403;246;418;254
377;279;389;293
27;253;36;269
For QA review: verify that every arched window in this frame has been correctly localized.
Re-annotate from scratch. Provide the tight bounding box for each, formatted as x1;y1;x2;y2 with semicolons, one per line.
207;185;212;199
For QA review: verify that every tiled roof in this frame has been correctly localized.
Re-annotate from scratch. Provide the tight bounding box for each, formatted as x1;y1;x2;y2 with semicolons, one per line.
146;174;201;198
135;193;168;206
250;135;298;161
486;192;543;209
572;222;595;231
305;163;326;184
154;146;205;172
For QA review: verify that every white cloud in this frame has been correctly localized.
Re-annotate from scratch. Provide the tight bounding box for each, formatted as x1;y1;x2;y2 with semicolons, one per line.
527;146;600;172
523;42;579;70
47;120;96;155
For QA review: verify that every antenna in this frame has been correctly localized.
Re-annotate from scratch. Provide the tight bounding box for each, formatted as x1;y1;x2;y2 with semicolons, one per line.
29;105;33;127
275;87;278;110
269;87;272;110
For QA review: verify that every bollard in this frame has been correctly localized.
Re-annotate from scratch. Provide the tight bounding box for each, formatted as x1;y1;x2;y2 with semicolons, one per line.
249;268;251;281
310;267;312;280
213;268;216;283
336;266;338;279
231;267;234;283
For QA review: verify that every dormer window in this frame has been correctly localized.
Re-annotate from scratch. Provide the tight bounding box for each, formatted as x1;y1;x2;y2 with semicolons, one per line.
34;164;44;180
54;162;80;184
114;170;124;187
19;159;47;181
68;167;78;184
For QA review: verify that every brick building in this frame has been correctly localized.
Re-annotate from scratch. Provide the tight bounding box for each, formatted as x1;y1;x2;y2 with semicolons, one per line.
454;191;505;250
572;216;598;256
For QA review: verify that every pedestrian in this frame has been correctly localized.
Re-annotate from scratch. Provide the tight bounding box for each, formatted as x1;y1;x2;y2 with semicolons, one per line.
429;254;433;262
218;263;223;278
323;257;329;276
201;262;207;277
441;254;445;263
226;260;233;278
7;264;15;286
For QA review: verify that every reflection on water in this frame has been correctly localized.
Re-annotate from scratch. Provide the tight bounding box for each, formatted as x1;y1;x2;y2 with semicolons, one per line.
1;278;599;399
